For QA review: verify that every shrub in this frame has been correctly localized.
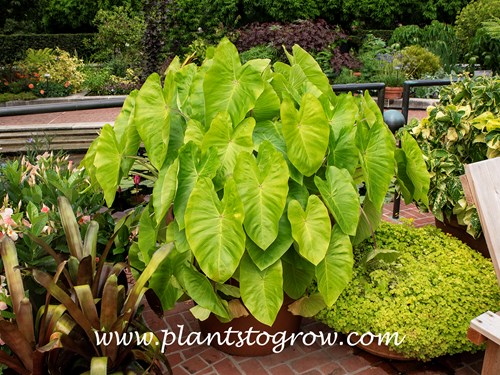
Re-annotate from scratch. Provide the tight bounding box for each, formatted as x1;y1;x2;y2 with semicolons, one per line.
0;33;94;65
239;44;279;64
316;221;500;360
92;6;145;71
15;48;85;93
0;91;37;103
397;45;442;79
312;45;361;81
455;0;500;71
407;75;500;237
389;22;462;73
235;19;349;54
241;0;321;23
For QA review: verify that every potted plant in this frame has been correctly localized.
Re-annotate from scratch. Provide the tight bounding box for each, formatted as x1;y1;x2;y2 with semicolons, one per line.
316;221;500;361
407;74;500;255
0;196;171;374
82;38;429;353
373;61;405;99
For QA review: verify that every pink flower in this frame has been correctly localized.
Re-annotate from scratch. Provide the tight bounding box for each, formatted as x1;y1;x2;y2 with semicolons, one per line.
41;204;50;213
133;175;141;185
78;215;91;225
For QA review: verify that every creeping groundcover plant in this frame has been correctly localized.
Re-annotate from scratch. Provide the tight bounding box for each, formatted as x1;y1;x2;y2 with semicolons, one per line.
316;221;500;360
83;38;429;326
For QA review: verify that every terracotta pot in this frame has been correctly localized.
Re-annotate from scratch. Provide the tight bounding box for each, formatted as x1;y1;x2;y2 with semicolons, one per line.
198;296;302;356
384;86;403;100
434;215;489;258
356;339;413;361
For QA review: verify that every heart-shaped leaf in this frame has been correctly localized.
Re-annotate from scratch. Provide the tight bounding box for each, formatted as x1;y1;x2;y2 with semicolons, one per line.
281;93;329;176
185;177;245;282
234;141;289;249
288;195;331;265
240;255;283;326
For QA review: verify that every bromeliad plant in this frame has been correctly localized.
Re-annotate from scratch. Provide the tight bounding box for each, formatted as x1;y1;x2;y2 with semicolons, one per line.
83;38;429;326
408;74;500;237
0;197;172;374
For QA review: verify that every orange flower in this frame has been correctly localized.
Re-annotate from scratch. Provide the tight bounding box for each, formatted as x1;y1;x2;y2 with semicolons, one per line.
39;89;45;95
64;81;71;88
34;73;40;78
28;83;34;89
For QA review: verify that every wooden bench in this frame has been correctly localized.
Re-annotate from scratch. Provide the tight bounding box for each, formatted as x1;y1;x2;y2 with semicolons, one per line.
0;123;106;155
461;158;500;374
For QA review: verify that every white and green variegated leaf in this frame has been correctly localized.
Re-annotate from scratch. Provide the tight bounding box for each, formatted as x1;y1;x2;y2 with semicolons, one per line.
314;166;359;236
281;93;330;176
202;113;255;183
204;38;265;126
246;214;293;271
233;141;289;249
356;120;395;210
240;255;283;326
113;90;141;176
185;178;245;283
288;196;331;265
94;124;122;207
316;224;353;306
153;159;179;225
173;142;220;229
134;73;171;170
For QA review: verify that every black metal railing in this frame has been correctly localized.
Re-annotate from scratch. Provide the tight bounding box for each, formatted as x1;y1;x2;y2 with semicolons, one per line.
332;82;386;113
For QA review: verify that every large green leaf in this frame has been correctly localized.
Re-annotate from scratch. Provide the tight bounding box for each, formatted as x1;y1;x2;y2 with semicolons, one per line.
327;122;359;176
314;166;359;236
138;204;158;263
399;131;430;207
94;124;122;207
281;93;330;176
175;63;198;113
288;196;331;265
354;197;381;245
316;224;353;306
177;264;229;319
113;90;141;176
150;247;189;310
204;38;264;126
327;94;359;175
173;142;220;229
202;113;255;183
282;248;315;299
253;80;281;122
287;44;332;96
356;120;395;210
240;255;283;326
359;91;384;126
233;142;289;249
185;178;245;282
134;73;171;170
246;214;293;270
153;159;179;225
186;61;212;127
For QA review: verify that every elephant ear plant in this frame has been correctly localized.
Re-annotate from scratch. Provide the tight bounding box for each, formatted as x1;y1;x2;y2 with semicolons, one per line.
0;197;172;374
83;38;429;326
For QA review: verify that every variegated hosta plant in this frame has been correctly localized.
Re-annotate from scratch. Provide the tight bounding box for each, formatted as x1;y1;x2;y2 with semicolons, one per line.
0;197;172;375
408;74;500;238
83;38;429;326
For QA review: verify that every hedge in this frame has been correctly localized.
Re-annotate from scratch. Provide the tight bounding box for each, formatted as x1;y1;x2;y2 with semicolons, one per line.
0;34;96;65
